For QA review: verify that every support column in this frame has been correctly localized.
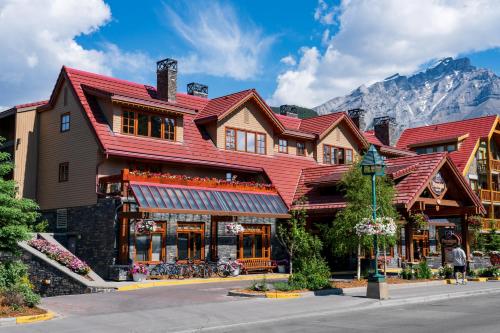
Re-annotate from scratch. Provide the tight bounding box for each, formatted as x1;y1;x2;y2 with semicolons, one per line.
461;215;470;263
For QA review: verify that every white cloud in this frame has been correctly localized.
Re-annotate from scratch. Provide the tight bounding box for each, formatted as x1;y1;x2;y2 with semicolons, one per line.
164;1;275;80
0;0;150;106
280;55;297;66
271;0;500;107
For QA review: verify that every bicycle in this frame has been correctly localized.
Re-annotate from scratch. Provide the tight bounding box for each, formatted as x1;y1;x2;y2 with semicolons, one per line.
217;257;243;277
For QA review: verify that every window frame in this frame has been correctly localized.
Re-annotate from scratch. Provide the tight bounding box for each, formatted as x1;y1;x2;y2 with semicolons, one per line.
237;224;271;259
278;138;288;154
58;162;69;182
121;109;176;141
323;144;353;165
176;223;205;262
133;221;166;264
225;127;266;155
60;113;70;133
296;141;306;156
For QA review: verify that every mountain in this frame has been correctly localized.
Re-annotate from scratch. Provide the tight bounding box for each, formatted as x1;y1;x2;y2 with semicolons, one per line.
314;57;500;137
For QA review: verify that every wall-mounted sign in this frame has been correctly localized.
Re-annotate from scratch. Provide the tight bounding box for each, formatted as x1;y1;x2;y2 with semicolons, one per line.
430;172;446;196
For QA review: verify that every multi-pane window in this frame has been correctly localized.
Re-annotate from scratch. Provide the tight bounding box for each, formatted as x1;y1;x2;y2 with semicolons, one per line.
237;225;270;259
60;113;70;132
278;139;288;153
225;127;265;155
225;129;236;150
133;222;165;262
58;162;69;182
415;143;457;154
121;110;176;141
257;134;266;154
297;142;305;156
177;223;204;261
323;145;353;165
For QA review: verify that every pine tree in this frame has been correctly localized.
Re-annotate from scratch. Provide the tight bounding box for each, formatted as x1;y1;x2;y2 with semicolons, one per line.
0;137;40;254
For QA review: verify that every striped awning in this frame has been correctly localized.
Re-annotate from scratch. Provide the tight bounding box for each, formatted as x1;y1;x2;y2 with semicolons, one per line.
129;182;290;218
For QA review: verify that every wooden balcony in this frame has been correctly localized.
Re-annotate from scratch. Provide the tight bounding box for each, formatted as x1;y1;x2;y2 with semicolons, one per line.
479;189;500;202
481;218;500;230
477;159;500;173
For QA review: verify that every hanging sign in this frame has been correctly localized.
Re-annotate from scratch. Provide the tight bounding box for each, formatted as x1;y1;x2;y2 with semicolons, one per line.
430;172;446;196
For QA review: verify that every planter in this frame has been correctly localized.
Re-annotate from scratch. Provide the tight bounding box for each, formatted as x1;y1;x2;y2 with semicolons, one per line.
277;265;287;273
132;273;146;282
231;268;241;277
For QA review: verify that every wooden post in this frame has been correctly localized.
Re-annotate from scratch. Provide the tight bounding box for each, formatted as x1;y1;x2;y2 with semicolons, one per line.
461;215;470;263
487;137;495;221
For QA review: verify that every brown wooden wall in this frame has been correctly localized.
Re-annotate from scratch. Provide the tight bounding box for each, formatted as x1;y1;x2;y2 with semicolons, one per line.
13;109;38;199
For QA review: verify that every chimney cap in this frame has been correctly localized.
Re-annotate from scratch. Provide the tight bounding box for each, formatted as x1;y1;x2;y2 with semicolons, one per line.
157;58;177;73
347;108;366;118
373;116;396;126
187;82;208;97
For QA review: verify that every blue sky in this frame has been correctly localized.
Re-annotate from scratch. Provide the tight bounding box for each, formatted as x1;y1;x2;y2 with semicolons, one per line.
2;0;500;109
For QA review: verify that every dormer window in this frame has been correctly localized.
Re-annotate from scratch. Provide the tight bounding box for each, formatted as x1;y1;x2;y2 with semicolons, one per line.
225;127;265;155
122;110;176;141
278;139;288;153
297;141;305;156
323;144;353;165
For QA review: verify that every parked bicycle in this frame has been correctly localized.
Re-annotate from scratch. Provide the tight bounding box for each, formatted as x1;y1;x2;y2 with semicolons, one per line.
217;257;243;277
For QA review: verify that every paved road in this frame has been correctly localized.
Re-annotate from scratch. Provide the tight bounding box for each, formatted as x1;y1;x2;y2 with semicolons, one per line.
3;281;500;332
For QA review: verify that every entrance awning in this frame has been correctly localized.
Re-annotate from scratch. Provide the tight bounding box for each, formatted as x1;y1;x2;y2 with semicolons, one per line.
129;181;290;218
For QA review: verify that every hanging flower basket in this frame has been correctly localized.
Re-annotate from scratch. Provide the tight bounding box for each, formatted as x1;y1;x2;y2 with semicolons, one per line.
135;220;155;234
355;217;397;236
467;215;483;230
410;213;429;230
226;223;245;235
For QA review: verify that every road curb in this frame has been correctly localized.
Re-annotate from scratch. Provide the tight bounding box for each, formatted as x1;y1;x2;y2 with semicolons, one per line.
0;311;55;327
341;280;446;294
117;274;289;291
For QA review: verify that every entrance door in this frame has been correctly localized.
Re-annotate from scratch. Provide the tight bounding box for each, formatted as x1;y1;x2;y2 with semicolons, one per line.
412;231;429;260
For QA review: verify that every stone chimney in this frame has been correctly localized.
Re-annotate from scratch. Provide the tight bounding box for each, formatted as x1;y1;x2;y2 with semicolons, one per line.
279;105;298;118
187;82;208;98
347;108;366;130
373;116;396;146
156;58;177;102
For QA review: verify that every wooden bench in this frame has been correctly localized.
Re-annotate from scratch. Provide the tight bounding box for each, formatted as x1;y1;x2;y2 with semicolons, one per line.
241;259;277;274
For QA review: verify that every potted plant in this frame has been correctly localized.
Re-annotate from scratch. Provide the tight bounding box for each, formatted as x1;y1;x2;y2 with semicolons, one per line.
276;259;289;273
130;263;148;282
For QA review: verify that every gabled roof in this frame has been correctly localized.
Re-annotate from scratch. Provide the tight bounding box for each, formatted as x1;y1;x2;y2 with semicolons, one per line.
45;67;317;207
364;130;416;158
396;115;498;173
293;153;484;213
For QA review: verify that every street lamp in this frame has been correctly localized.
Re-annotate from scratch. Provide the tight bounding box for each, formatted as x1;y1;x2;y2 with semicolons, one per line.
360;145;388;299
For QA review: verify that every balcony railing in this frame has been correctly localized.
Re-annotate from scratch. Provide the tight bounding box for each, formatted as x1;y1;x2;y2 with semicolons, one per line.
479;189;500;202
492;159;500;172
481;218;500;230
477;159;500;173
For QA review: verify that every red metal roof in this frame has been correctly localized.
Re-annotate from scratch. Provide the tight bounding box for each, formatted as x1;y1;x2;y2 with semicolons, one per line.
396;116;498;172
294;153;484;213
15;100;48;109
57;67;317;207
364;130;416;157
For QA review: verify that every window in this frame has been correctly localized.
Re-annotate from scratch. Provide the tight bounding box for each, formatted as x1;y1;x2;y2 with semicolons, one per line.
278;139;288;153
60;113;70;132
323;145;353;165
446;144;456;152
225;129;235;150
416;144;458;154
226;172;233;182
177;223;204;261
225;127;265;154
297;142;305;156
122;110;135;134
121;110;176;141
134;221;166;262
238;224;270;259
257;134;266;154
58;162;69;182
237;130;246;151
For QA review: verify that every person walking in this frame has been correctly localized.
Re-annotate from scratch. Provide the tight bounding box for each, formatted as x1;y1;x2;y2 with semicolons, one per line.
452;244;467;285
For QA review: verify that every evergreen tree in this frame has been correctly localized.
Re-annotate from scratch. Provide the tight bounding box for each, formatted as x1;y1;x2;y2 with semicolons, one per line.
0;137;40;254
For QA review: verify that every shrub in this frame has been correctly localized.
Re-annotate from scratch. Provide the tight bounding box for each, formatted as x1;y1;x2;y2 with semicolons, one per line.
0;261;40;308
272;281;294;292
289;257;331;290
477;267;499;278
438;265;454;279
249;277;270;292
415;261;432;279
400;266;413;280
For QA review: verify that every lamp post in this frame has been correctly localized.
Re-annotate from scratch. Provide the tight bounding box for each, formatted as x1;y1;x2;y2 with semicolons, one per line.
361;145;388;299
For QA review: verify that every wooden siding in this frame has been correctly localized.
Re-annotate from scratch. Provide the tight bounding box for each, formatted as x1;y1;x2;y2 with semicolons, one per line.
317;122;361;164
37;81;100;210
216;101;274;154
13;109;38;199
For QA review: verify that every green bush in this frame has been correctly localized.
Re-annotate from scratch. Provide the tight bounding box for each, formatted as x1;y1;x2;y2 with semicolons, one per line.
400;266;413;280
415;261;432;279
272;281;294;292
0;261;40;308
289;257;331;290
477;267;499;278
438;265;454;279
